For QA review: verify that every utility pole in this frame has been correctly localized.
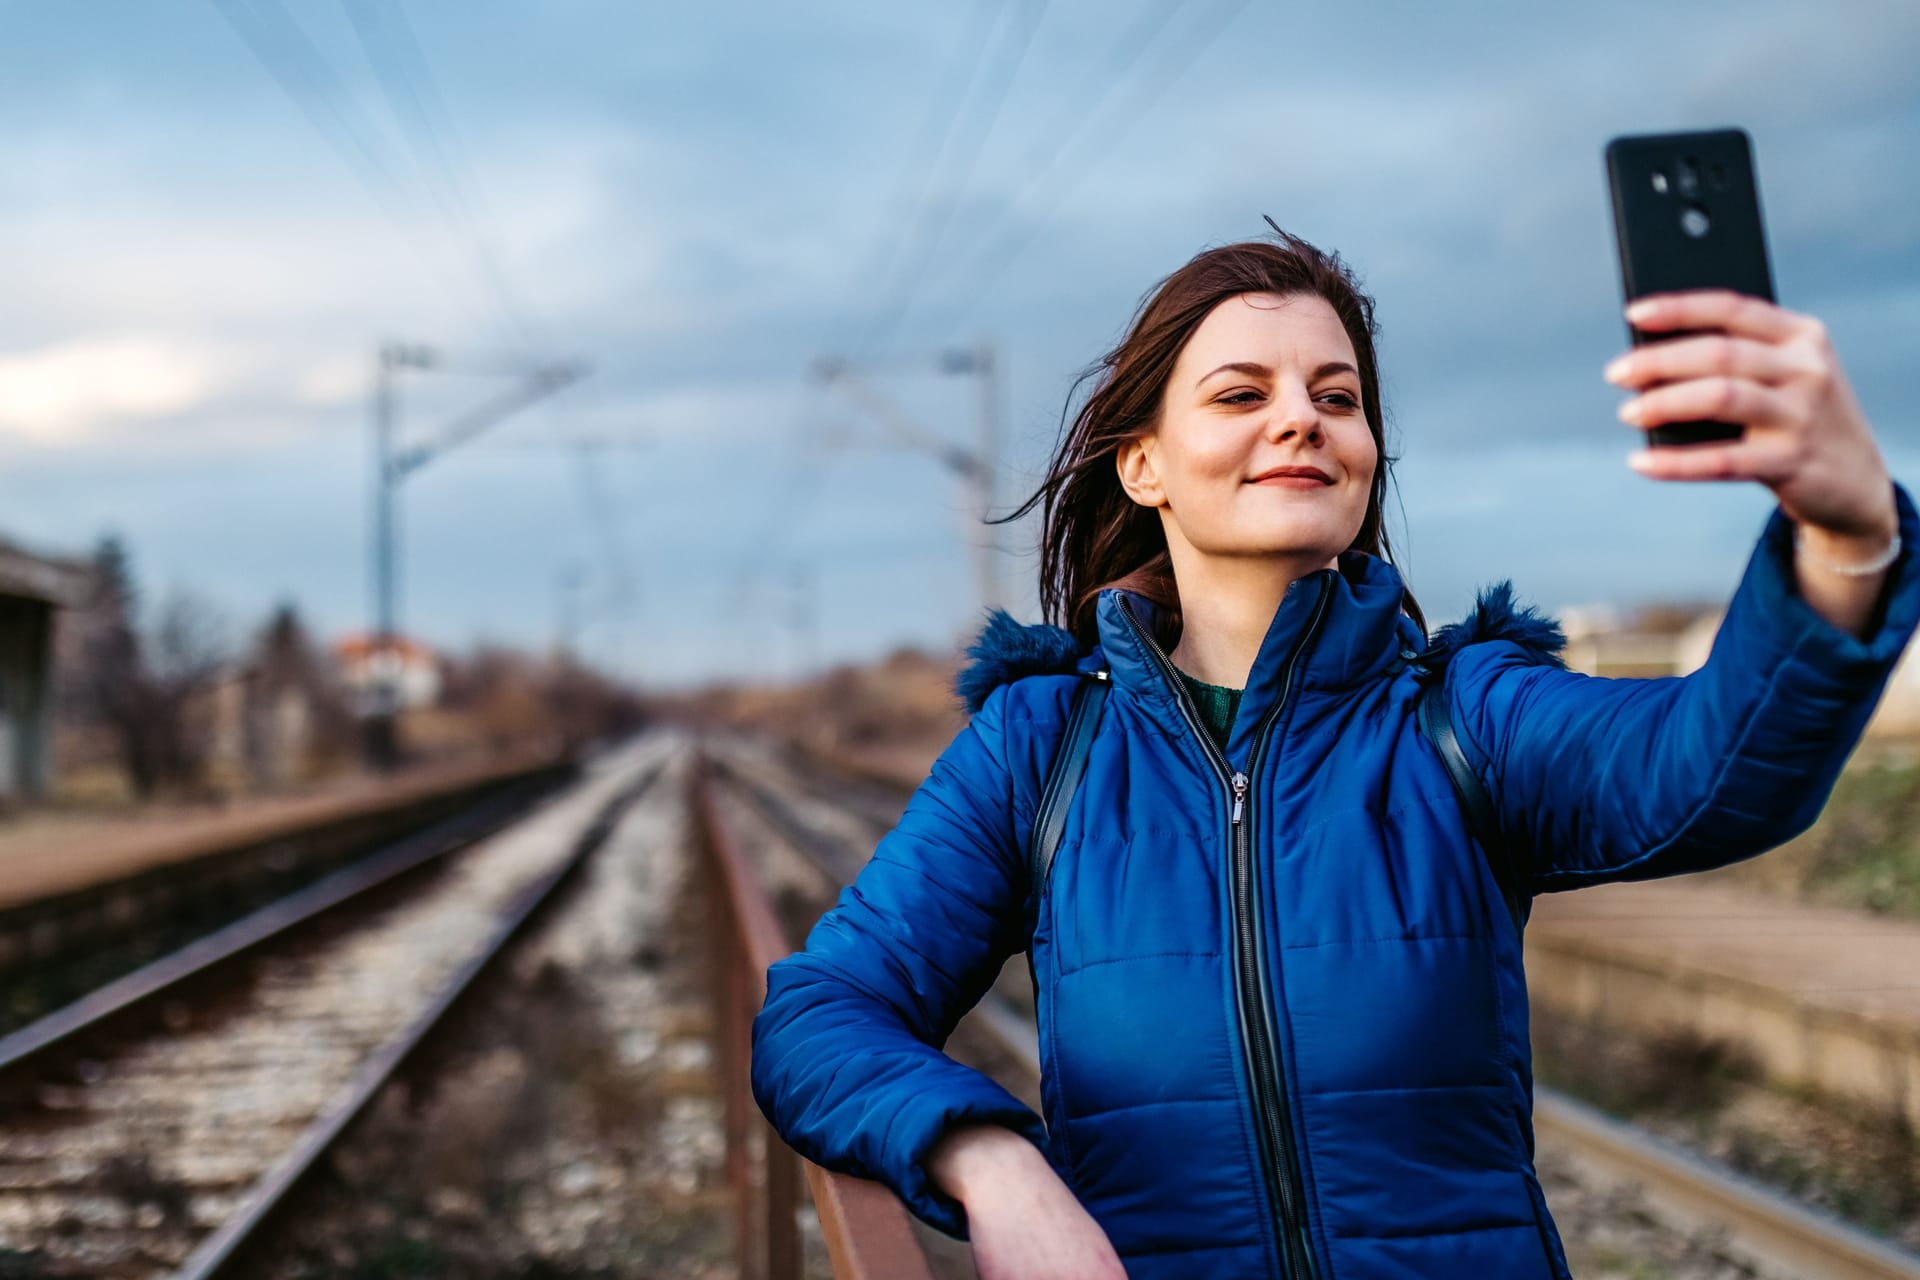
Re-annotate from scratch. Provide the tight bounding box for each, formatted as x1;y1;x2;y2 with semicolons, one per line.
787;561;817;682
956;342;1005;615
554;561;586;662
365;343;589;770
815;341;1006;617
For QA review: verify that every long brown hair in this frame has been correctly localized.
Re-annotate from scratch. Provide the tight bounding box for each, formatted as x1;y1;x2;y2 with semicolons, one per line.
999;224;1424;649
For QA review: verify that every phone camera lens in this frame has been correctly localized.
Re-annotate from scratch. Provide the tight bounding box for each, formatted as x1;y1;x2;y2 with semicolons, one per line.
1680;203;1711;238
1650;170;1670;194
1709;162;1727;191
1677;157;1701;196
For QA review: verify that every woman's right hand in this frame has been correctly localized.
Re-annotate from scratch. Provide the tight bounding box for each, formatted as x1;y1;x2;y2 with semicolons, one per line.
928;1124;1127;1279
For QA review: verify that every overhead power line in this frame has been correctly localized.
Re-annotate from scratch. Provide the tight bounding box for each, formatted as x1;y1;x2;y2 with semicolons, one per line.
335;1;639;612
851;0;1052;360
336;1;643;613
922;0;1256;342
926;0;1184;281
212;0;638;668
721;3;1016;623
339;0;541;351
844;0;1007;354
207;0;416;219
207;0;537;357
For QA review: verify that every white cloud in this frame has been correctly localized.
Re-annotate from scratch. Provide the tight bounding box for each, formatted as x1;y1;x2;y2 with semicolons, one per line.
293;352;368;407
0;336;222;441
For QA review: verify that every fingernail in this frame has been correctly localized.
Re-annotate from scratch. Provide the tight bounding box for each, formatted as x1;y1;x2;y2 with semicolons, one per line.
1625;298;1657;322
1627;450;1652;471
1603;357;1631;384
1617;399;1643;424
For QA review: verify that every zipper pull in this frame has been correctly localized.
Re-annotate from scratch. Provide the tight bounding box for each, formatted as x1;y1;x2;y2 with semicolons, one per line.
1230;771;1248;825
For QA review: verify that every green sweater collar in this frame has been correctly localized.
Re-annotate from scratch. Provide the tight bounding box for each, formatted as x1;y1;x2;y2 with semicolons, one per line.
1174;667;1242;752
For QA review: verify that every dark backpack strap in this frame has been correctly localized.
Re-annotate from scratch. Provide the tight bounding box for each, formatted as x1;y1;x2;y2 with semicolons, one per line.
1414;674;1531;935
1027;671;1110;925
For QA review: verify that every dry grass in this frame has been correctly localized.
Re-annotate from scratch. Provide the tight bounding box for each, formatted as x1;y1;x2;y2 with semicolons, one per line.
648;644;963;788
1702;751;1920;919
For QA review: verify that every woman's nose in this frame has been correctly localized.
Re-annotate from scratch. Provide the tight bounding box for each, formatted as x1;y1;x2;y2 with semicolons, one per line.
1264;388;1322;442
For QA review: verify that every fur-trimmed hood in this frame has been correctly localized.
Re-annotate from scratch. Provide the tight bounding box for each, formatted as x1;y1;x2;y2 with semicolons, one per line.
955;608;1090;715
953;580;1566;714
1413;580;1568;675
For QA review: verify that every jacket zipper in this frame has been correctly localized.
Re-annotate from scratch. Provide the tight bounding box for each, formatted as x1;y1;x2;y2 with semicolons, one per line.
1118;578;1332;1280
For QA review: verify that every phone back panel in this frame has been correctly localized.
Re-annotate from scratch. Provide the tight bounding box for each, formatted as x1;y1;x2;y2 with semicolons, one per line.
1606;128;1775;306
1606;128;1775;445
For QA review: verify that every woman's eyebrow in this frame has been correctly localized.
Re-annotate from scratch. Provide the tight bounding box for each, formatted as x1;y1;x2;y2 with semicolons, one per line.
1196;361;1268;387
1195;359;1358;389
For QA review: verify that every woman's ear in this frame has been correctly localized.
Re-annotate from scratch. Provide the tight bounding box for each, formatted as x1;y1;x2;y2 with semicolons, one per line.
1115;435;1166;509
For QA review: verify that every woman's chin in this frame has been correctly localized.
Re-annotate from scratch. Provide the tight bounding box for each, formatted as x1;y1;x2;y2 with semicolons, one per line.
1236;521;1354;561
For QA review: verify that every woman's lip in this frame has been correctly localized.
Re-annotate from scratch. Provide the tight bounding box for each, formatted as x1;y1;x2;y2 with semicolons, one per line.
1250;473;1333;487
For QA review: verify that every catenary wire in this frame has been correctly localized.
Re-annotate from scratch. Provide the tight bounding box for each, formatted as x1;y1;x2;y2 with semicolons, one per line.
922;0;1254;344
339;0;542;353
850;0;1052;362
719;1;1013;622
907;0;1183;307
205;0;518;350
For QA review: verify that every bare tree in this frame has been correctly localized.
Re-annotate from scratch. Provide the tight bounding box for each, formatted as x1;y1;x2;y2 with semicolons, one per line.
67;537;234;799
143;589;231;790
71;536;164;795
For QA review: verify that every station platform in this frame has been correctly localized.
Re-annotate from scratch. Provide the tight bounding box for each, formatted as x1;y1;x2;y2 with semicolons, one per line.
0;751;556;911
1527;873;1920;1116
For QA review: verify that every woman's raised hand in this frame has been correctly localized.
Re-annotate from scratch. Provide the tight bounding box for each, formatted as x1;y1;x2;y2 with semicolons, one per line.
929;1124;1128;1279
1604;290;1898;544
1604;290;1902;639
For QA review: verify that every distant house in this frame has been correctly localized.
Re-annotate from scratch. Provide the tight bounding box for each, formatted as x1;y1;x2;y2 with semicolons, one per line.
204;663;324;792
332;633;442;713
0;539;92;800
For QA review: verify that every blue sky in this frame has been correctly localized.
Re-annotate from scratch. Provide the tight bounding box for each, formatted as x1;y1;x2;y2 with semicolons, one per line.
1;1;1916;688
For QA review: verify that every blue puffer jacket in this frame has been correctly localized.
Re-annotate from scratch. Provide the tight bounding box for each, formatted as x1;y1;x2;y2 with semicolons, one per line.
752;485;1920;1279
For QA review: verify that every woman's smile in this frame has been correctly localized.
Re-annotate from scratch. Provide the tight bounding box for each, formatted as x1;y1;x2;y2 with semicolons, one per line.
1249;465;1335;488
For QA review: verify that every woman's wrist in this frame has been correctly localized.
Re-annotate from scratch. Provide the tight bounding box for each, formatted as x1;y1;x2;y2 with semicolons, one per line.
928;1123;1044;1205
1797;520;1900;574
1788;489;1903;640
1795;483;1901;575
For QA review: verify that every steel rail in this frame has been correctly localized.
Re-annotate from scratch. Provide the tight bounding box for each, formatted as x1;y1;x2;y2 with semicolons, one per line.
694;752;936;1280
705;752;867;884
1533;1088;1920;1280
0;774;564;1078
173;761;660;1279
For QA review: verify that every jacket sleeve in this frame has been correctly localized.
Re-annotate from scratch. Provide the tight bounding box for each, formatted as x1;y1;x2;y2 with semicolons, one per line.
749;680;1049;1238
1446;481;1920;893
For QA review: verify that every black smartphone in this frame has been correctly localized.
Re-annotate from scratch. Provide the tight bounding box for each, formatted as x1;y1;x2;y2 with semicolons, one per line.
1604;127;1776;447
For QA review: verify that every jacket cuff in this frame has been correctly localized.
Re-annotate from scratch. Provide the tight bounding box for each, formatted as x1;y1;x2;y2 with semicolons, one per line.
1728;479;1920;681
889;1084;1050;1239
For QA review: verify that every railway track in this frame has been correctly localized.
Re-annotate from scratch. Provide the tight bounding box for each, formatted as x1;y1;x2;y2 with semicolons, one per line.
0;740;667;1278
707;734;1920;1280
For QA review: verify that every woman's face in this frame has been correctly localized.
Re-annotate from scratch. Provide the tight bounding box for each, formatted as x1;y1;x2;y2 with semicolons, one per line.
1117;291;1376;571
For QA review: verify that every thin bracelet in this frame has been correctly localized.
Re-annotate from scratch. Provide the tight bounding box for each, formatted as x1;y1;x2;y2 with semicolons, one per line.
1793;525;1903;577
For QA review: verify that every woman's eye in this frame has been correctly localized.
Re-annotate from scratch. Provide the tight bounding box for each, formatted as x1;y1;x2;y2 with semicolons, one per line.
1219;390;1261;405
1322;392;1359;410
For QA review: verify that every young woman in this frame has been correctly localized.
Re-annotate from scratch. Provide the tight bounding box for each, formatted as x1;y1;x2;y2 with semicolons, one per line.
750;228;1919;1279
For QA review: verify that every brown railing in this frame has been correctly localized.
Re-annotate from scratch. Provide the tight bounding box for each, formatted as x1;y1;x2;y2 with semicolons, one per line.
693;752;938;1280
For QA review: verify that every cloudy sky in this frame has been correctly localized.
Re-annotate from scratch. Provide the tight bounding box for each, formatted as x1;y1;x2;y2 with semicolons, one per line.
2;1;1916;688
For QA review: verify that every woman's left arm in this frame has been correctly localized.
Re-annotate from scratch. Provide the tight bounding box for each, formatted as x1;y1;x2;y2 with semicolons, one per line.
1446;291;1920;890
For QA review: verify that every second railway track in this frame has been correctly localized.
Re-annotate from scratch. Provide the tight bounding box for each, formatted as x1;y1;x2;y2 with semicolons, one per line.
0;740;668;1278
